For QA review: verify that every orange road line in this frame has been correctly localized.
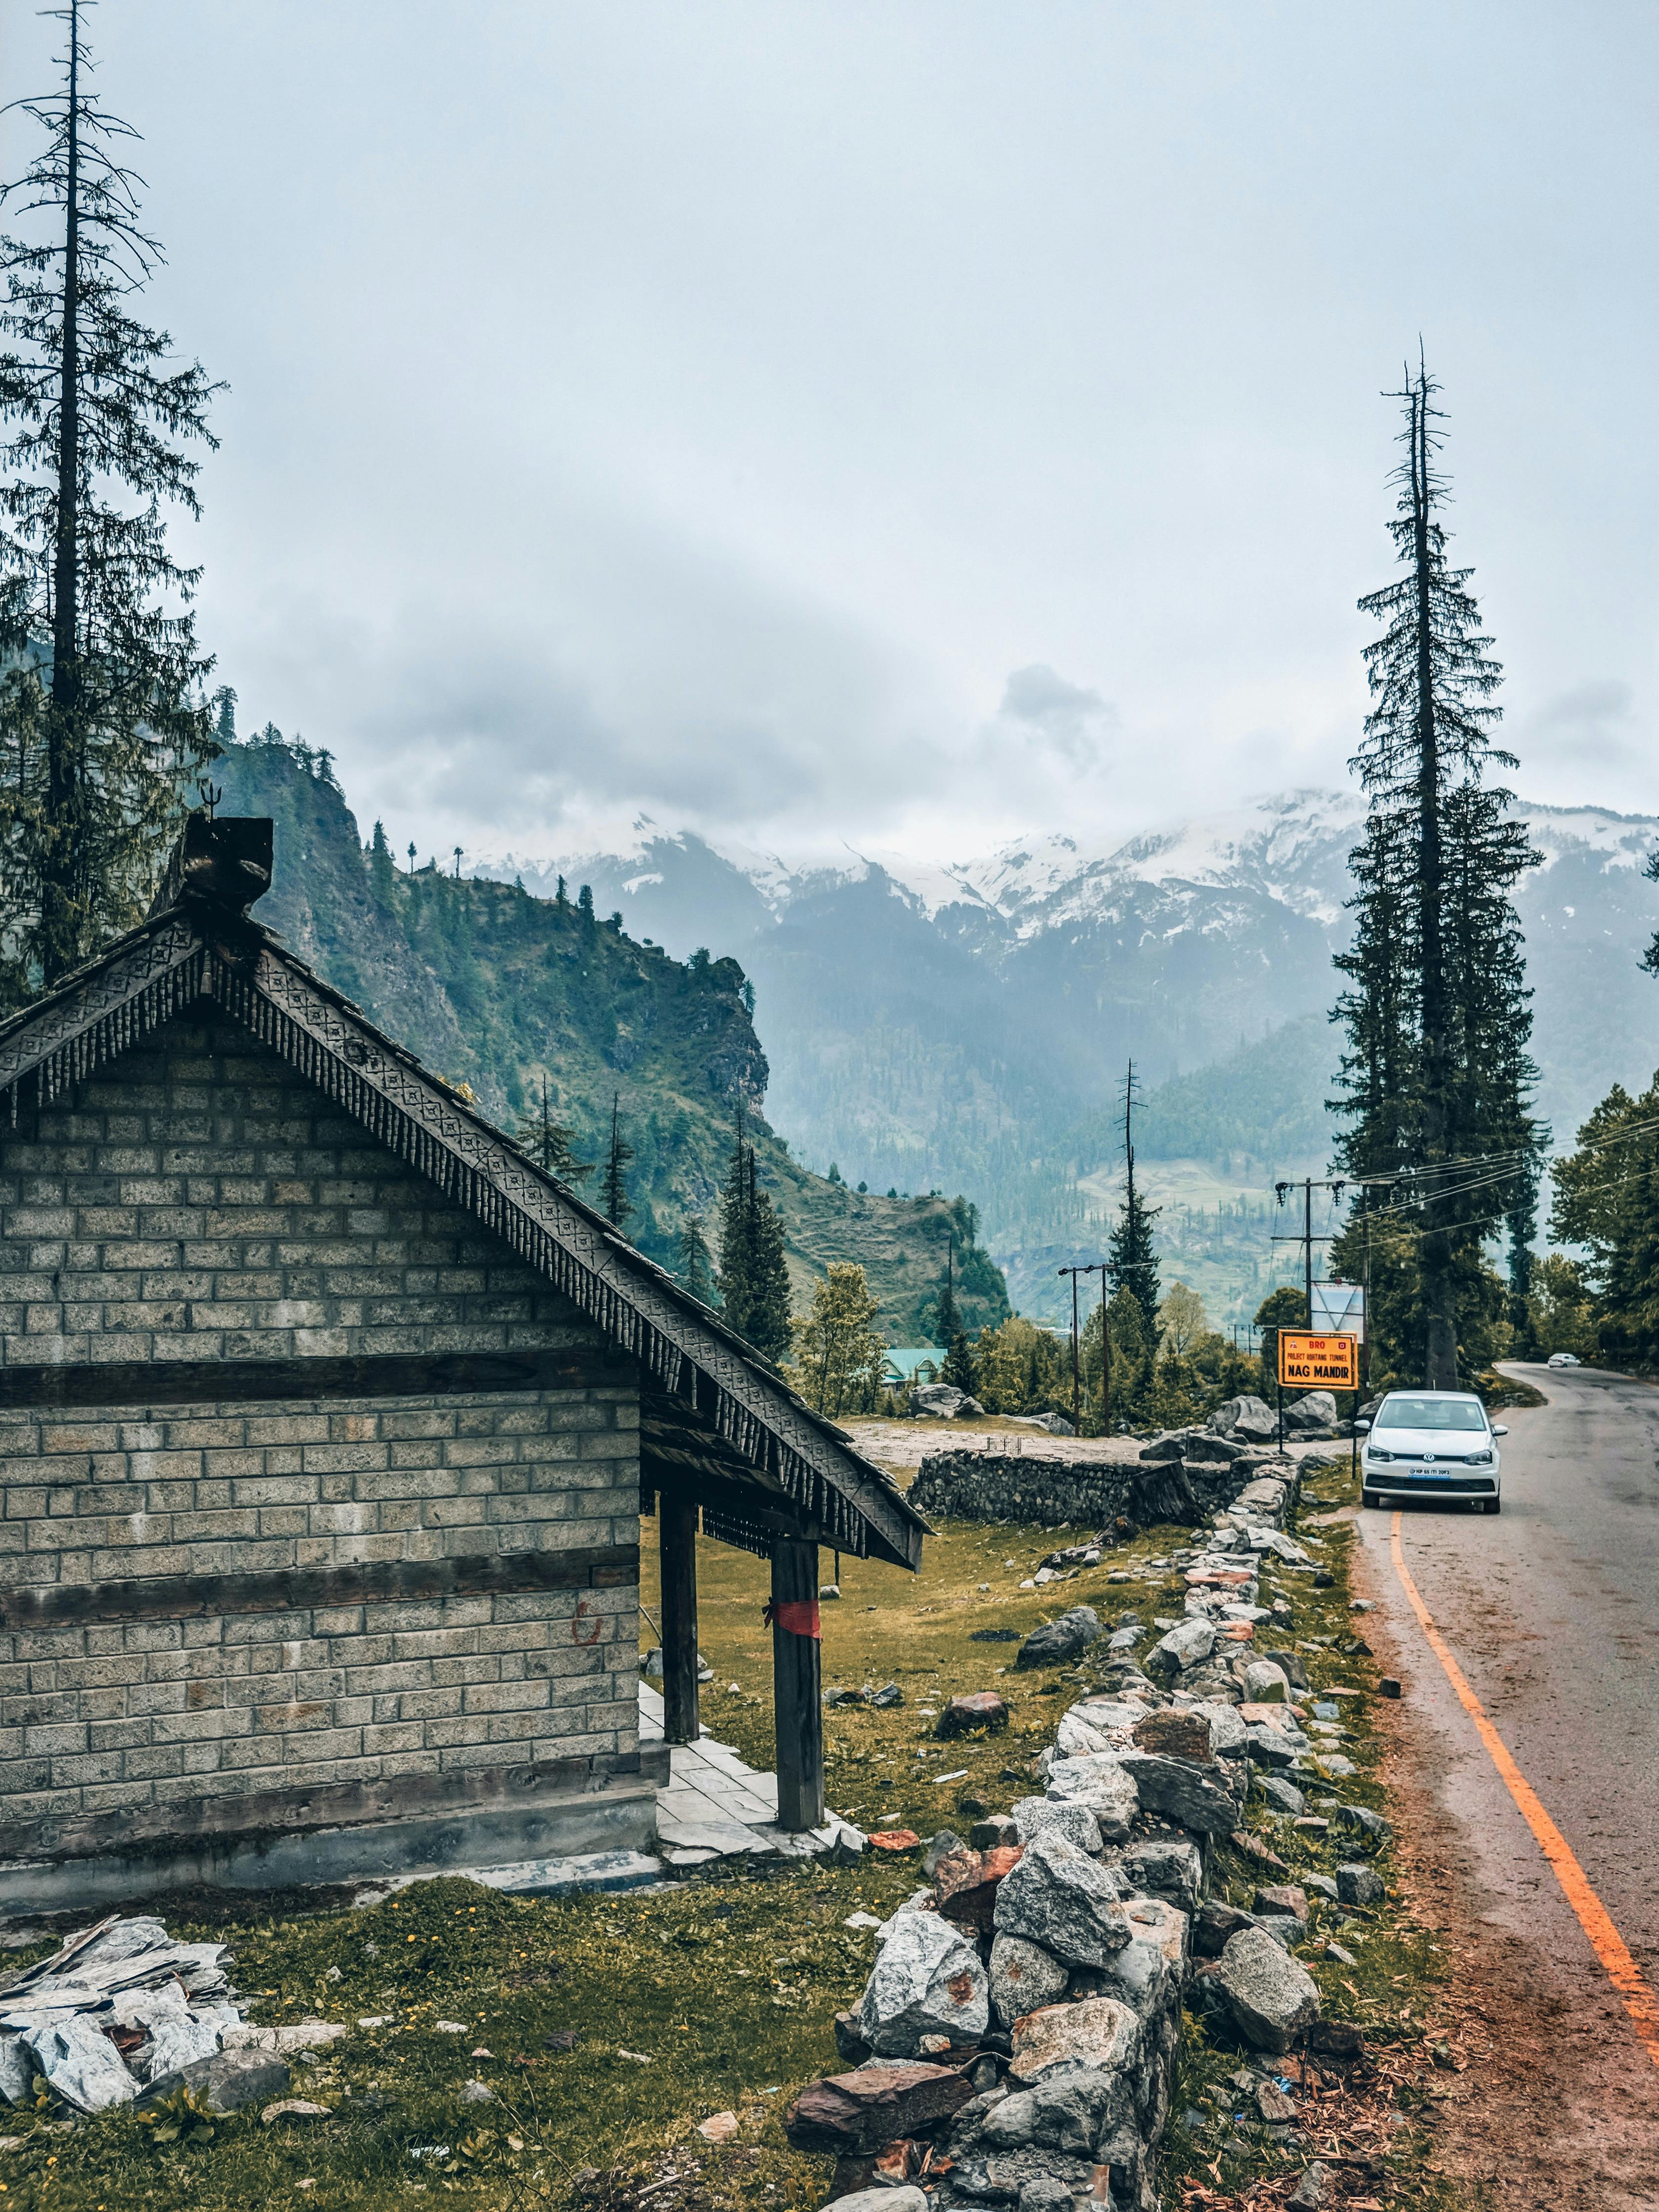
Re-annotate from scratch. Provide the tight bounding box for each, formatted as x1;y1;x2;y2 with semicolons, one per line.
1389;1510;1659;2073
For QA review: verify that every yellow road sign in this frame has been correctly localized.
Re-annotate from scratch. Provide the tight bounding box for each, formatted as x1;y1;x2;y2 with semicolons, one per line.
1278;1331;1359;1390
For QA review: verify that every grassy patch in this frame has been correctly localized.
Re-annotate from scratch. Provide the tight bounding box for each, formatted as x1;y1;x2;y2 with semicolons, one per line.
1;1446;1470;2211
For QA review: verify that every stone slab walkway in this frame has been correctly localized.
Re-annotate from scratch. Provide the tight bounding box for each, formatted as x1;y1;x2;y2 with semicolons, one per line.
638;1683;854;1866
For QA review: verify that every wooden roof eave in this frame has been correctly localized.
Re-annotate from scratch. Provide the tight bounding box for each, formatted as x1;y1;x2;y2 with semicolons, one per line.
0;907;927;1573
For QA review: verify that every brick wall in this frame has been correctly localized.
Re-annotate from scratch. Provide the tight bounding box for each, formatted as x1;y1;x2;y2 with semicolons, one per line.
0;1011;645;1858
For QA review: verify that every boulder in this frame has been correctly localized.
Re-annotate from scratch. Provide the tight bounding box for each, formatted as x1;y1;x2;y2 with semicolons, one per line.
912;1384;985;1418
1115;1750;1244;1835
922;1830;966;1877
1282;1392;1338;1438
1055;1709;1115;1758
1178;1432;1251;1464
857;1911;990;2055
1188;1700;1249;1757
1006;1996;1139;2086
785;2063;977;2155
1336;1862;1385;1907
1010;1797;1104;1855
1146;1619;1216;1680
1128;1462;1203;1527
987;1933;1070;2028
141;2047;292;2115
969;1814;1021;1850
1042;1753;1138;1840
1015;1607;1102;1669
1210;1395;1279;1444
936;1692;1010;1740
993;1830;1133;1969
1009;1412;1076;1436
1138;1430;1198;1463
1214;1927;1321;2053
1254;1884;1310;1920
1258;1648;1310;1690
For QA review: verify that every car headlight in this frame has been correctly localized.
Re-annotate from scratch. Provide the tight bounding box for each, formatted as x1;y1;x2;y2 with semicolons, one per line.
1466;1448;1493;1464
1365;1446;1393;1462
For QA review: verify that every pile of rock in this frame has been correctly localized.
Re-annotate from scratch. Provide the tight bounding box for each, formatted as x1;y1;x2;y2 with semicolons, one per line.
909;1446;1299;1535
0;1914;244;2113
791;1458;1374;2211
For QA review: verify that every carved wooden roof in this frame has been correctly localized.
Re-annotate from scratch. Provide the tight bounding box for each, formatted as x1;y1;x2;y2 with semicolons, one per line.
0;868;927;1571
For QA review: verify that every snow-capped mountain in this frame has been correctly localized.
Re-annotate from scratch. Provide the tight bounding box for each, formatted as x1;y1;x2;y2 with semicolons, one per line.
472;791;1659;1318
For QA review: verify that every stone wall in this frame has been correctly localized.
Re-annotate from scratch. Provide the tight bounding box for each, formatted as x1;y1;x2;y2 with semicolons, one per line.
0;1012;652;1903
909;1449;1284;1531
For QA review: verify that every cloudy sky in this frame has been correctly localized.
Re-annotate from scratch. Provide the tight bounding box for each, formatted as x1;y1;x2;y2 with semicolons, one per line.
6;0;1658;866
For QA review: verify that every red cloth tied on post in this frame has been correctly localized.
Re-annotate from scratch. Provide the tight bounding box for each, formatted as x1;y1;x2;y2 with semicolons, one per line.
763;1598;821;1639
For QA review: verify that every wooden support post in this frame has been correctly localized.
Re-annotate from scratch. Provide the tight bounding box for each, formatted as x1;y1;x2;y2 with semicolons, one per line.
770;1538;824;1832
659;1496;701;1745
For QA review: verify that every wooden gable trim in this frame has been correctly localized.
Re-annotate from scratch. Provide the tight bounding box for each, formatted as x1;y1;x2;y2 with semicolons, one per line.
0;915;925;1573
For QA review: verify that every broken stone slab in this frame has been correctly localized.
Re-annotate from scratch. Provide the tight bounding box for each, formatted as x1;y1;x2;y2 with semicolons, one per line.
923;1831;967;1878
1115;1750;1244;1835
936;1693;1010;1739
1042;1752;1138;1840
18;2018;138;2113
141;2047;291;2115
223;2019;349;2057
1287;2160;1327;2209
262;2098;331;2124
993;1830;1133;1969
785;2062;978;2155
857;1909;989;2055
1214;1927;1321;2053
1054;1709;1115;1758
1007;1994;1139;2085
1188;1700;1249;1757
1254;1885;1310;1920
1015;1607;1103;1669
987;1934;1070;2029
1071;1899;1188;2026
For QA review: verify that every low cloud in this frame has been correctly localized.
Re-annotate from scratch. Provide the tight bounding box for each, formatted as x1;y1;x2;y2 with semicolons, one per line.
995;663;1119;768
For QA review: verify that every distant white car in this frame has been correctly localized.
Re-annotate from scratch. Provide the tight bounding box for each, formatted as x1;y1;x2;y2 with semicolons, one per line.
1546;1352;1580;1367
1356;1390;1506;1514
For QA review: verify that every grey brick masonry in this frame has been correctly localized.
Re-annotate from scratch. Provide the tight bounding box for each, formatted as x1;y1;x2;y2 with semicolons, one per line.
0;1011;646;1865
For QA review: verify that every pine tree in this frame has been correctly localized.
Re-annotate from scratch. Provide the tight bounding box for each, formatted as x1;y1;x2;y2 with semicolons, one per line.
514;1075;593;1184
675;1209;717;1306
368;818;397;904
1335;359;1542;1386
1106;1061;1161;1333
0;0;221;994
940;1330;978;1398
716;1111;792;1363
600;1092;633;1229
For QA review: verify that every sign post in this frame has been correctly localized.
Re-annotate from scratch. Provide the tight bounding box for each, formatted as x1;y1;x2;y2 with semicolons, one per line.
1276;1331;1360;1459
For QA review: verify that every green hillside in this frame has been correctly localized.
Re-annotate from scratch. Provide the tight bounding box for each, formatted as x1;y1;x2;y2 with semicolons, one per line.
214;733;1009;1342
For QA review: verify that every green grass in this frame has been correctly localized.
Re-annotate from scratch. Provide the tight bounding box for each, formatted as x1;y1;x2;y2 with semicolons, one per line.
0;1450;1470;2212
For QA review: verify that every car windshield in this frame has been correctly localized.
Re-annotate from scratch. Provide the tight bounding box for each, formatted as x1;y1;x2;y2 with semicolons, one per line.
1378;1396;1488;1432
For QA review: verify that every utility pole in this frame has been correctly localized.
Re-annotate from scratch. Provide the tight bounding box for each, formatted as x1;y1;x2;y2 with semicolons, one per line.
1272;1176;1348;1324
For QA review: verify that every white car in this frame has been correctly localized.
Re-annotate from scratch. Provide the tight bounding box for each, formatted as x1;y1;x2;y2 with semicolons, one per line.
1356;1390;1506;1514
1546;1352;1580;1367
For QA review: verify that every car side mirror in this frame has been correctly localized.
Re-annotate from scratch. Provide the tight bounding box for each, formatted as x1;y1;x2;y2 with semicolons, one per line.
1492;1423;1508;1436
1353;1418;1371;1433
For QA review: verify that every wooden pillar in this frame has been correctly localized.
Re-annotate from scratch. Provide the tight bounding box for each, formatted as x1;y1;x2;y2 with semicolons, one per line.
770;1537;824;1832
659;1495;701;1745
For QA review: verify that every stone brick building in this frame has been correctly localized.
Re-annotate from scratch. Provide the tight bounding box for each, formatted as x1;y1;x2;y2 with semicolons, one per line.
0;817;924;1909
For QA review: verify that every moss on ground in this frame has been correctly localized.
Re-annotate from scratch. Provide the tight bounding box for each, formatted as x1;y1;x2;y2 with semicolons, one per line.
0;1446;1468;2212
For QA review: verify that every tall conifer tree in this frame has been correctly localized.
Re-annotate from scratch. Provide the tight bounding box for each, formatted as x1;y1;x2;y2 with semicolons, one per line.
0;0;221;995
1334;360;1541;1385
675;1209;716;1306
600;1092;633;1229
715;1110;792;1363
1106;1061;1161;1333
514;1075;592;1184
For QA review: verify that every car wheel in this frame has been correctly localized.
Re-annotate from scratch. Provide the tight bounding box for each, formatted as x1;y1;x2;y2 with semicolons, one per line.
1361;1489;1379;1509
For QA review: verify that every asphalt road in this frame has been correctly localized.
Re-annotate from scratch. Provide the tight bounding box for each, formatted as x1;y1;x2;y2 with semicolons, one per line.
1355;1360;1659;2198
